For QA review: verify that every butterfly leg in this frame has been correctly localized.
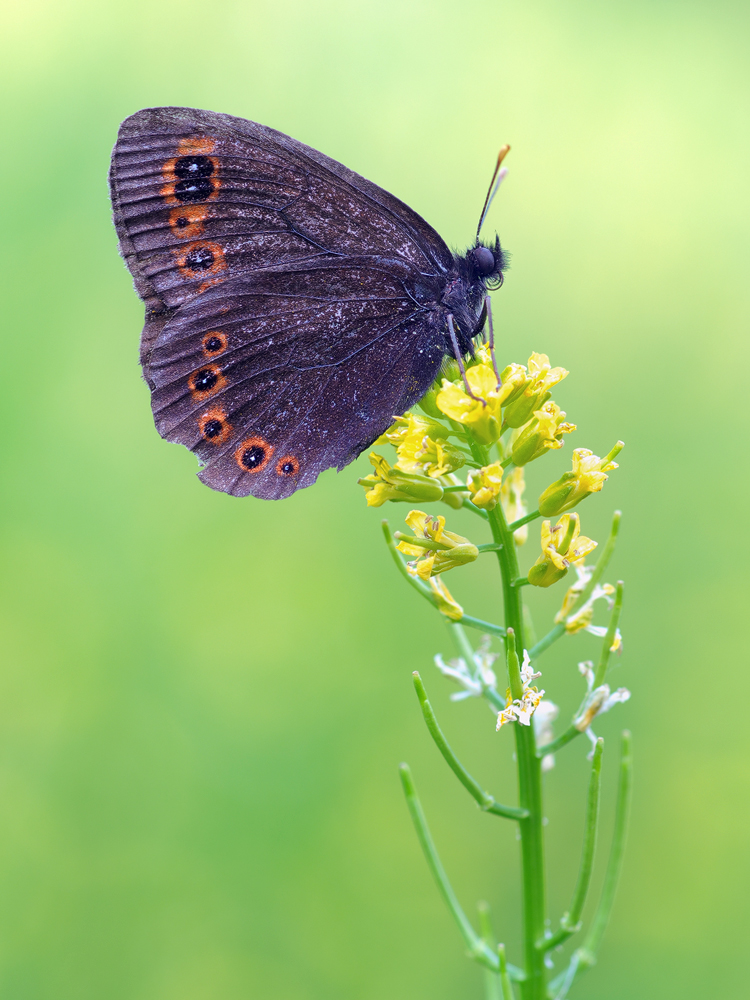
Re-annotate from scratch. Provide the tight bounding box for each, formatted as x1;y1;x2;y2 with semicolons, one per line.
447;314;486;406
485;295;502;389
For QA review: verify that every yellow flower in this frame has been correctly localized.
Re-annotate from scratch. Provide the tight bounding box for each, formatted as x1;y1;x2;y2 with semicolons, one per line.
503;353;569;429
527;513;597;588
393;414;466;478
501;465;528;545
396;509;478;579
435;365;502;444
510;401;576;466
358;453;444;507
429;576;464;620
538;443;623;517
466;462;504;510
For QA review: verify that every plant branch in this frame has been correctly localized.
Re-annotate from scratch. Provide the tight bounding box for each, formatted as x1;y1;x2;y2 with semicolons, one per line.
398;763;500;971
548;731;632;996
538;739;604;951
593;581;623;687
413;672;528;821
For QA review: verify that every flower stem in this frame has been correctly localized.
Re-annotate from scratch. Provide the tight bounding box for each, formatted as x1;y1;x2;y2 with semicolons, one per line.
478;442;547;1000
398;763;500;971
538;738;604;951
412;672;528;820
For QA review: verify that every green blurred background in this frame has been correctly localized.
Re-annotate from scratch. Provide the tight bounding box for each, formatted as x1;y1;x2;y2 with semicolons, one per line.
1;0;748;996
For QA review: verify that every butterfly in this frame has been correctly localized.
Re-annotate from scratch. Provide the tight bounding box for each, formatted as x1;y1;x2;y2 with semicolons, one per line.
109;107;509;499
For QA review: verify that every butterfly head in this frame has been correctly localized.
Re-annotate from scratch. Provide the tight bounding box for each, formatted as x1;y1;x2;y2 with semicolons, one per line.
466;236;508;290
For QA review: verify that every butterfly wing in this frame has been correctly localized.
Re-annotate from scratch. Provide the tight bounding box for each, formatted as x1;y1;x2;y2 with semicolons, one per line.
148;258;446;499
109;107;456;498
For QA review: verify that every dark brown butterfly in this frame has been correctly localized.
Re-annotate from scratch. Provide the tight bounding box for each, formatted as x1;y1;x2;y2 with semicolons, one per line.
109;107;508;499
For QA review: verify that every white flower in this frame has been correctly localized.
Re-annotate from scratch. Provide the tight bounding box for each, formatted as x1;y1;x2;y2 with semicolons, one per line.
574;661;630;754
434;635;498;701
533;699;559;772
497;652;545;729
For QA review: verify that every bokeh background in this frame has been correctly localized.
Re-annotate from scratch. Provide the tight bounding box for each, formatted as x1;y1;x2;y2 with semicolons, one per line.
1;0;748;997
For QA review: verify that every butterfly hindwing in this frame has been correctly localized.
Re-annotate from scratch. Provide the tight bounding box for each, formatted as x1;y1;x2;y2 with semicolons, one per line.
148;260;445;499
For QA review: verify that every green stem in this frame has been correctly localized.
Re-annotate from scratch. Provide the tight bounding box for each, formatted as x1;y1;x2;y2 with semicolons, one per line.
549;732;632;997
538;739;604;951
498;943;517;1000
535;725;580;759
458;615;507;641
382;520;436;606
413;672;528;821
479;543;504;553
398;763;500;971
478;903;503;1000
475;441;546;1000
578;730;632;963
508;510;542;532
593;581;623;687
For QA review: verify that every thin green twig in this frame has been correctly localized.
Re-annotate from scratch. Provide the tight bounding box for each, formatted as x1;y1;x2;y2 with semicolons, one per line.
508;510;542;532
398;763;500;971
593;581;623;687
548;731;632;997
538;738;604;951
498;943;516;1000
413;672;528;820
478;903;502;1000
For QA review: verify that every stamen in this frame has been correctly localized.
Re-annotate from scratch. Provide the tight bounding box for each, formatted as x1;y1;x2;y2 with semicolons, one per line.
447;314;486;406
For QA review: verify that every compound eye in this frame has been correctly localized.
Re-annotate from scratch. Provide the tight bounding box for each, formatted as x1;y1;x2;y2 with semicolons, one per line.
472;246;496;276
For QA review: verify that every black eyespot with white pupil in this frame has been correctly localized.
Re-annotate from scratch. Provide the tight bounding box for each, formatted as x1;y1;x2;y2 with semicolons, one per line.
193;368;218;392
203;419;223;438
184;247;215;271
241;446;266;469
205;336;223;353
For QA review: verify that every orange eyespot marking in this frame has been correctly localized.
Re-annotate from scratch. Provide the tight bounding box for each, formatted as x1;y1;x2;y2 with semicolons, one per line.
202;332;228;357
177;136;216;156
198;406;232;445
198;277;226;295
235;436;274;474
175;240;226;280
188;365;226;401
276;454;300;477
169;205;207;239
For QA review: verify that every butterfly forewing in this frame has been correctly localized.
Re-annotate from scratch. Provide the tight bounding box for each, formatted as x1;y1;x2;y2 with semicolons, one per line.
109;106;460;498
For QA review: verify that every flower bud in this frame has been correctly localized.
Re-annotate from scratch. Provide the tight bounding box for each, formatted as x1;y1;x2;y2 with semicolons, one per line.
538;442;623;517
358;453;444;507
466;462;504;510
510;401;576;466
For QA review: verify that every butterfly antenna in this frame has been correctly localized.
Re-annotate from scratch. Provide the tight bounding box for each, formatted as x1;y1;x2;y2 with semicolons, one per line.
447;315;486;406
476;145;511;238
